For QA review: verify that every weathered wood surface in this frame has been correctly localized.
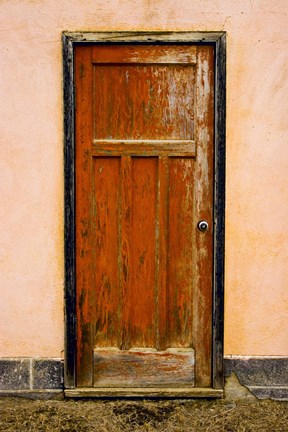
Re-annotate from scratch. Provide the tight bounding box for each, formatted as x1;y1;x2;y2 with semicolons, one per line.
192;46;214;387
63;32;77;388
75;43;215;390
93;64;196;140
92;140;196;157
93;348;194;387
64;32;225;393
94;157;121;348
65;387;223;398
92;45;196;64
212;33;226;390
157;156;169;350
64;31;225;44
75;46;95;387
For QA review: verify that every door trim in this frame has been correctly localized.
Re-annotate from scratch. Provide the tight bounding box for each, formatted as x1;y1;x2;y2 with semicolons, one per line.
63;31;226;392
65;387;223;398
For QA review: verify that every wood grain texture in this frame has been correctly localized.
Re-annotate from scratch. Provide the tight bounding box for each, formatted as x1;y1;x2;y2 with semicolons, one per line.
167;158;194;348
93;64;195;140
92;45;196;64
92;140;196;157
65;387;223;398
192;45;215;387
64;31;225;44
94;157;121;347
212;33;226;390
75;45;94;387
65;32;225;393
63;33;76;388
119;156;132;350
129;158;157;347
74;43;215;391
93;348;194;387
156;156;169;350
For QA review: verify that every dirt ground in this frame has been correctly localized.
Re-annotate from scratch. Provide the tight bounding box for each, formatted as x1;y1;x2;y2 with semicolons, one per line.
0;397;288;432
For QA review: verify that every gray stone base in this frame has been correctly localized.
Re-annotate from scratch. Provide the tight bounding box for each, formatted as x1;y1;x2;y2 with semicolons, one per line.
1;356;287;400
0;358;63;398
224;356;288;400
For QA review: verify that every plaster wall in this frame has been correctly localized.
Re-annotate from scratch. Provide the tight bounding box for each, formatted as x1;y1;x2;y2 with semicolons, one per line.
0;0;287;358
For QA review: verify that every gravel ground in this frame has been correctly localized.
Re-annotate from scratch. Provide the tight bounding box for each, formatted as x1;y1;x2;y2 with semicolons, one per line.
0;397;288;431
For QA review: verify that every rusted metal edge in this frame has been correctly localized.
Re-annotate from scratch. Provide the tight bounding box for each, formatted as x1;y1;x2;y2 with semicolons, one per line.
65;387;223;398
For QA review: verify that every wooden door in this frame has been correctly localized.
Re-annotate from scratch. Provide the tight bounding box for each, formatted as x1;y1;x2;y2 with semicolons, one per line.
75;43;214;394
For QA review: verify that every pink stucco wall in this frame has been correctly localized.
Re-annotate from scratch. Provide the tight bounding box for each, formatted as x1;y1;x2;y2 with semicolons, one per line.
0;0;287;358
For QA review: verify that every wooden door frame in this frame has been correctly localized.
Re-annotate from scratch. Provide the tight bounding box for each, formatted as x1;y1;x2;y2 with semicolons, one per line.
62;31;226;393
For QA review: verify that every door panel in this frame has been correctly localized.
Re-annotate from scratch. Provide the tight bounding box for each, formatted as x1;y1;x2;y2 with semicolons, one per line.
167;158;194;348
93;348;194;387
94;156;121;348
75;44;214;390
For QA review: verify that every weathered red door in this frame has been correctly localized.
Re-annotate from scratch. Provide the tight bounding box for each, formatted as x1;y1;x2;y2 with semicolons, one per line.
75;43;214;395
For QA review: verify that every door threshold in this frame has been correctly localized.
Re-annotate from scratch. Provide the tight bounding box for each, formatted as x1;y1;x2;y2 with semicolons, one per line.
65;387;223;398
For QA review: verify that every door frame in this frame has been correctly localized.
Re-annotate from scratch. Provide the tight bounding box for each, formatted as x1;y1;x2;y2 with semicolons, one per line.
62;31;226;394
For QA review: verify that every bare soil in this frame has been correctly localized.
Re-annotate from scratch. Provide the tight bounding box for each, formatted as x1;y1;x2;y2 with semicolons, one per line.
1;397;288;431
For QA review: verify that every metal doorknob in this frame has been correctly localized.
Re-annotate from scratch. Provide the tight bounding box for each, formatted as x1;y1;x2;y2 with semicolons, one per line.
198;220;209;232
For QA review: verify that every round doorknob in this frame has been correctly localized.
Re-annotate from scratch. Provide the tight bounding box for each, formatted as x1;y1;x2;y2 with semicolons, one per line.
198;220;209;232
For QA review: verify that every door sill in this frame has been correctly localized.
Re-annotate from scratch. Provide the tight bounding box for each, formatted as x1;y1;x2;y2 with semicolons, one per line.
65;387;223;398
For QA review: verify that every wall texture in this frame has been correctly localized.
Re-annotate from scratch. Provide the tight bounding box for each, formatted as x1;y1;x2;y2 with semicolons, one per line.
0;0;287;359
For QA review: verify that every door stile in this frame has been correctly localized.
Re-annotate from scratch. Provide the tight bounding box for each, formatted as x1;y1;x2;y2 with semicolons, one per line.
192;46;215;387
75;46;95;387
